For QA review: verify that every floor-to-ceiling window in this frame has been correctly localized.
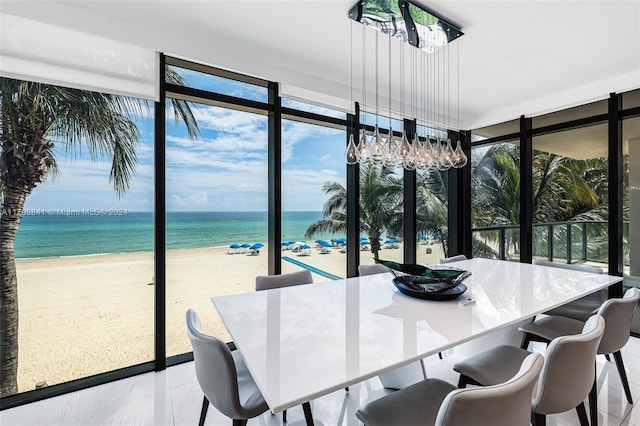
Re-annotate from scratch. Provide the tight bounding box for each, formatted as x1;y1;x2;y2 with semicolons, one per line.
531;101;609;270
357;112;404;267
415;126;448;265
531;124;609;269
164;63;268;352
1;78;154;396
471;119;521;260
280;103;347;280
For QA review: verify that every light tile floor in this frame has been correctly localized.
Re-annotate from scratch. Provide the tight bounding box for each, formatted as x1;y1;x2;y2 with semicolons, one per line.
2;337;640;426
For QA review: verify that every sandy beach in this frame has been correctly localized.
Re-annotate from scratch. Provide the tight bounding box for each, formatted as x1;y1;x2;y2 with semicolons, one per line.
15;242;444;392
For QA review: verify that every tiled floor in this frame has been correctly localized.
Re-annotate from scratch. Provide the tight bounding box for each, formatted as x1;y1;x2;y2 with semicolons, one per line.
2;337;640;425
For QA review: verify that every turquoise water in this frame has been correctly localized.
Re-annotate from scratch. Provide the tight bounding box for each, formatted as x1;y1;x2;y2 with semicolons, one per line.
14;211;340;259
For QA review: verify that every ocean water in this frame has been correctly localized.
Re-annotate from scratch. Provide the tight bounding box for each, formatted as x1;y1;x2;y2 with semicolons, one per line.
14;211;340;259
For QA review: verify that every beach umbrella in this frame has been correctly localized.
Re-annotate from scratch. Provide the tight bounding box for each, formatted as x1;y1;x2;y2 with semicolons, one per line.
240;243;251;249
250;243;264;250
229;244;241;249
300;244;311;249
281;242;291;246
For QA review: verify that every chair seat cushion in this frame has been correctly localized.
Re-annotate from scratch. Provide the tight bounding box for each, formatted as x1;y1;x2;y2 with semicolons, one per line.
356;378;455;426
453;345;530;386
543;293;602;322
519;315;584;342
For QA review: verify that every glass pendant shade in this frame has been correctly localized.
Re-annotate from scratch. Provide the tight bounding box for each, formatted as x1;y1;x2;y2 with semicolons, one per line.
399;130;412;160
441;138;455;168
358;128;371;163
345;133;359;165
383;127;399;167
452;140;468;168
371;124;386;162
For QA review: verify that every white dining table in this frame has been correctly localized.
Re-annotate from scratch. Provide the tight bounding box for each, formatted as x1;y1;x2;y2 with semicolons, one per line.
212;258;622;417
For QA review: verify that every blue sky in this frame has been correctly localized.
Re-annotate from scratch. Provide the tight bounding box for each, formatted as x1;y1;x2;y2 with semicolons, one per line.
23;68;347;212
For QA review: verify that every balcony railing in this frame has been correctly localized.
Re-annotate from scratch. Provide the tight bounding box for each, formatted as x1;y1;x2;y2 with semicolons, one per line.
471;220;630;267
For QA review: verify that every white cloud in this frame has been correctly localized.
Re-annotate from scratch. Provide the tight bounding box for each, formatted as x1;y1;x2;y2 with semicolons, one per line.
189;191;208;206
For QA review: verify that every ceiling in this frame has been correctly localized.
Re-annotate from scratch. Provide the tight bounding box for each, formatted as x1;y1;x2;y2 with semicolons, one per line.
1;0;639;132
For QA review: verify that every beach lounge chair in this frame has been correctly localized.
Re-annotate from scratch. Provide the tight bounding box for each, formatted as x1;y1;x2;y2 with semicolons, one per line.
248;243;263;256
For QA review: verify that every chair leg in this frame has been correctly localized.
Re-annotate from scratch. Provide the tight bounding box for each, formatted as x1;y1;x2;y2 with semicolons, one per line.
283;409;287;423
457;374;482;388
613;350;634;404
458;375;469;388
199;396;209;426
438;352;443;359
232;420;248;426
532;412;546;426
520;332;532;350
589;375;598;426
576;402;589;426
302;402;314;426
345;386;349;392
605;353;611;362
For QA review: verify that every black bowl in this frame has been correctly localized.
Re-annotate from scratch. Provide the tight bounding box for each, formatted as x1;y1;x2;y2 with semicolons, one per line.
392;278;467;301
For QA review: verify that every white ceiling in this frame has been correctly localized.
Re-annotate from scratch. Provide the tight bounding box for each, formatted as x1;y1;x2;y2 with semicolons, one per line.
1;0;639;130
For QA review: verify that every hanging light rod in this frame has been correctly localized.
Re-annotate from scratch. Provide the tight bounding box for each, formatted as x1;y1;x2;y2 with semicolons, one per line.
348;0;463;53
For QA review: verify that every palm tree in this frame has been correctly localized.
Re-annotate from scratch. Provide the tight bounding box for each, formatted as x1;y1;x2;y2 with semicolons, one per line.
305;162;403;260
0;69;198;396
416;169;448;255
471;143;609;260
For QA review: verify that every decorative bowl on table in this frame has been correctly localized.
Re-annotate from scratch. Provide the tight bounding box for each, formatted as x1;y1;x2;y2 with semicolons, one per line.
376;259;470;301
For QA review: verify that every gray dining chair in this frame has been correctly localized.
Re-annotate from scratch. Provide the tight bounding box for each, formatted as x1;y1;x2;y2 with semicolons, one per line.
255;269;316;424
454;315;605;426
533;259;605;321
439;254;467;264
186;309;269;426
358;263;390;276
255;269;313;291
356;352;543;426
520;287;640;415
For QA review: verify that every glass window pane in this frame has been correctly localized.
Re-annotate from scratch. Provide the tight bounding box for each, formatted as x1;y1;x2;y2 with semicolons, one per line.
473;119;520;141
471;141;521;261
532;124;608;270
415;124;449;264
5;80;154;394
165;100;268;355
166;65;268;103
533;99;607;128
358;161;404;267
281;119;347;279
622;88;640;110
361;111;404;131
416;168;447;265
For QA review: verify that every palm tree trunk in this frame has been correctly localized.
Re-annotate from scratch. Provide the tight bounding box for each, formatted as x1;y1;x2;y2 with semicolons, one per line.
0;182;27;396
370;232;381;260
